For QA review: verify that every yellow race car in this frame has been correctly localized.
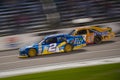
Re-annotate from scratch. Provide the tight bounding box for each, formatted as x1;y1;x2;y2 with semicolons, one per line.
69;26;115;44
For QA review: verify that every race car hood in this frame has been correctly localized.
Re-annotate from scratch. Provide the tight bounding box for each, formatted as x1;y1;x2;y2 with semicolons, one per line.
20;43;39;51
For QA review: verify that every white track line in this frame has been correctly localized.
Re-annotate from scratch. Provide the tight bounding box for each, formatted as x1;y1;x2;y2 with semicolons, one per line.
0;55;17;59
0;48;120;66
0;57;120;78
1;55;119;72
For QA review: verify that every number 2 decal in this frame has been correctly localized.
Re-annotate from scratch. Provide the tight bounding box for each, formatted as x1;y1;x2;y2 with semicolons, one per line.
48;43;57;52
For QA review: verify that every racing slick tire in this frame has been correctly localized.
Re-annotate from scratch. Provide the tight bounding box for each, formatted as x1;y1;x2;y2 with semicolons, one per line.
94;35;102;44
64;44;73;52
28;48;37;57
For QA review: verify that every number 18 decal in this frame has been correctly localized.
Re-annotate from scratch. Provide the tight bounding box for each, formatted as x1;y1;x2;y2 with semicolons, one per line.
48;43;57;52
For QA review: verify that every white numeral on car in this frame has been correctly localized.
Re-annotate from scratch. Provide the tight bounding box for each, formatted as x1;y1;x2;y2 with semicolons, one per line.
48;43;57;52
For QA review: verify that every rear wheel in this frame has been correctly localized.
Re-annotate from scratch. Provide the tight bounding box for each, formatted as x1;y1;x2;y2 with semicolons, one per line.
28;48;37;57
94;35;102;44
64;44;73;52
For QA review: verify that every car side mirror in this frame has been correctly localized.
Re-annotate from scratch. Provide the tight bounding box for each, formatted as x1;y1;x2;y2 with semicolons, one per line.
42;41;45;45
75;32;78;35
42;42;46;45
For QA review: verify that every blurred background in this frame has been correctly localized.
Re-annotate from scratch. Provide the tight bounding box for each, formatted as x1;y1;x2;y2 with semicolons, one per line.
0;1;120;78
0;0;120;50
0;0;119;36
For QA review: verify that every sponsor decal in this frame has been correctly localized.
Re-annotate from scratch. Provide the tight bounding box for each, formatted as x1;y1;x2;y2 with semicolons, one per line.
5;37;19;48
93;30;108;36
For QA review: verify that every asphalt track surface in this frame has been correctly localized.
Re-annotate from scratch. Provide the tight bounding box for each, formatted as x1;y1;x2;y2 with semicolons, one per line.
0;37;120;72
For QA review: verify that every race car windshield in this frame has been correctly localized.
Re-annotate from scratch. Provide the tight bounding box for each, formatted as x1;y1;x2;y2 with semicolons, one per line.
39;40;44;45
69;30;75;35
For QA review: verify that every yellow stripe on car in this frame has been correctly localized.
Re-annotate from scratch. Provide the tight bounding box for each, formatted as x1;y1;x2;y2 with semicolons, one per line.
58;42;67;48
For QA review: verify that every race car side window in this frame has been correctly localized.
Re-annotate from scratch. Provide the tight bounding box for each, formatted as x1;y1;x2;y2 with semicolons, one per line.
57;36;66;43
77;30;87;35
69;30;75;35
45;37;57;44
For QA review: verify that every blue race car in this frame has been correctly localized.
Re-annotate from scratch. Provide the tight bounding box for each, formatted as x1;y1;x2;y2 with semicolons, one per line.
19;34;86;57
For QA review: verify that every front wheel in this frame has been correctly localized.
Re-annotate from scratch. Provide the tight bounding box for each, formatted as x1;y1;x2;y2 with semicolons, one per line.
64;44;73;52
28;48;37;57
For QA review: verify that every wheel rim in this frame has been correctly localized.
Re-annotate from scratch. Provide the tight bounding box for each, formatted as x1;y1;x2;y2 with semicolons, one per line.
28;49;36;57
65;45;72;52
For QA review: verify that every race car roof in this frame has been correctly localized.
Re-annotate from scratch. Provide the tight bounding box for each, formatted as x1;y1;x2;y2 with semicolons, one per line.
44;33;70;39
75;26;109;32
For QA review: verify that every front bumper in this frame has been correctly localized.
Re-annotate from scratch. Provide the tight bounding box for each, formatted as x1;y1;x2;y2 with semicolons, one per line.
19;49;28;58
